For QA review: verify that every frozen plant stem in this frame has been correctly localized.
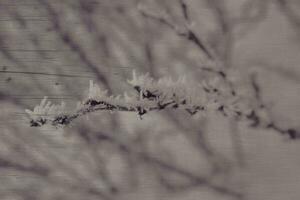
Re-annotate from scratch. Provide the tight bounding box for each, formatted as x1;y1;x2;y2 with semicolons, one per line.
25;71;300;139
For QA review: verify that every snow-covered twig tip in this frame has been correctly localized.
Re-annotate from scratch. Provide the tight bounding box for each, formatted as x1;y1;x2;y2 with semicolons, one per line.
25;96;67;127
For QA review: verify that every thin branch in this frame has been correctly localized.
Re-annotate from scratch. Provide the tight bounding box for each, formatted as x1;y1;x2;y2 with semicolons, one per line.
276;0;300;28
179;0;189;21
138;3;214;60
26;73;300;139
89;131;243;199
249;74;300;139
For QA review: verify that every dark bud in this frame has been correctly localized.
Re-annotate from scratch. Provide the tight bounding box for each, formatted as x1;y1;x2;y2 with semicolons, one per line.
287;129;298;139
247;110;260;127
137;107;147;117
143;90;158;100
53;115;69;125
134;86;141;93
30;120;40;127
218;105;224;111
85;99;101;106
218;71;226;78
173;104;178;108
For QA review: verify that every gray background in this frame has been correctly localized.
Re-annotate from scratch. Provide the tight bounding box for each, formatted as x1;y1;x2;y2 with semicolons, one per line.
0;0;300;200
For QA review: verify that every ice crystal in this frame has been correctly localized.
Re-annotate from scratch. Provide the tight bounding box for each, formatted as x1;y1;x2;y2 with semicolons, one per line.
25;97;67;126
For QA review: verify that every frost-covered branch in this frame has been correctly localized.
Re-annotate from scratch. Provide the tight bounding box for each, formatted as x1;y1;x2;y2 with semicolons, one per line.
25;71;300;139
26;71;243;124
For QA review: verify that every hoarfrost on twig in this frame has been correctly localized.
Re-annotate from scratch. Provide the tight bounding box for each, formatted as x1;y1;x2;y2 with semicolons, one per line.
25;70;300;139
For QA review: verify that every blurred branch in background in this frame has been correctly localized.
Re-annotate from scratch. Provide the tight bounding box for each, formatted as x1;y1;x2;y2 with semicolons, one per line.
0;0;300;200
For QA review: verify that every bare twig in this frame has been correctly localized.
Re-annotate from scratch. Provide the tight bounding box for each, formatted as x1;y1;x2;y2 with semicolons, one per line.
138;2;214;60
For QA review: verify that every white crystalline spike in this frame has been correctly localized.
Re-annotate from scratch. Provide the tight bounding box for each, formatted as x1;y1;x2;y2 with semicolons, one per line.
127;70;137;86
48;105;54;115
33;105;40;114
61;101;66;108
132;70;137;80
40;96;48;108
102;90;108;97
91;81;98;97
158;78;165;86
25;109;33;115
56;105;61;112
44;101;52;112
88;80;108;99
89;80;92;89
76;101;82;110
123;92;133;103
89;80;94;98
